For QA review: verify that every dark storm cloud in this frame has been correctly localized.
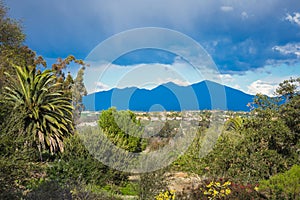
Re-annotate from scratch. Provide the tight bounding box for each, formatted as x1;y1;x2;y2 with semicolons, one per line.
5;0;300;73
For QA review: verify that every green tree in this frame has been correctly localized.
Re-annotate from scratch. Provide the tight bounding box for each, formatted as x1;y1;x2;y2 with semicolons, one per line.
3;64;74;160
51;55;88;125
199;78;300;182
280;95;300;140
72;66;87;123
51;55;85;87
98;107;145;153
275;77;300;101
63;71;74;98
0;2;46;89
276;77;300;144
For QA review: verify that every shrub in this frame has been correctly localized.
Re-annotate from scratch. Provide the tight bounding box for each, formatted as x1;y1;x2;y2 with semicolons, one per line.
201;180;232;199
25;180;72;200
259;164;300;199
177;178;264;200
47;133;128;187
200;117;293;182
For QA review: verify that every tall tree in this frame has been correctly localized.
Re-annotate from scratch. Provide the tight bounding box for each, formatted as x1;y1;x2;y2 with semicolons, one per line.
0;2;46;89
72;66;87;123
51;56;88;124
277;77;300;144
3;64;74;160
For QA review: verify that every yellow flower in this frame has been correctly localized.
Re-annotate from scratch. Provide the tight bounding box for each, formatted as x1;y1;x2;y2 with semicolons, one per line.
215;182;221;187
213;189;219;196
207;182;214;188
154;190;176;200
225;188;231;195
254;186;259;191
222;181;231;186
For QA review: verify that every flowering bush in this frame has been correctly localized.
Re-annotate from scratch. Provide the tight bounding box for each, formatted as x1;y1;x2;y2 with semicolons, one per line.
155;190;176;200
201;180;231;199
176;178;264;200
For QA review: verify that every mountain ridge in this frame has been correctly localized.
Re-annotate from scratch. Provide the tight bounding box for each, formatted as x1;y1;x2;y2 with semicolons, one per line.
83;80;255;112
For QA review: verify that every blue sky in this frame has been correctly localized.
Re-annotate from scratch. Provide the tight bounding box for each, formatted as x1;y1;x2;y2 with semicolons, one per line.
5;0;300;96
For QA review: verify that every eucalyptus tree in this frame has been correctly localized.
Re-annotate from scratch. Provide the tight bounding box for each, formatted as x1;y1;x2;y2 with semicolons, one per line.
3;64;74;160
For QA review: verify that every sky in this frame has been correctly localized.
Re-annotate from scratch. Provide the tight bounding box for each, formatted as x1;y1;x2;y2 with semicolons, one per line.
5;0;300;96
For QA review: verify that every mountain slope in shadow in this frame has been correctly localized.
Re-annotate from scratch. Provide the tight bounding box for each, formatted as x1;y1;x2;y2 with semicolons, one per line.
83;80;254;112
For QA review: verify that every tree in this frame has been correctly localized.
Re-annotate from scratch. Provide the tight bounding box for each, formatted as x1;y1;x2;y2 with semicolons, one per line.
51;55;88;124
276;77;300;140
72;66;87;123
98;107;145;152
0;1;24;47
275;77;300;101
63;71;74;98
280;95;300;138
0;2;46;89
199;78;300;182
3;64;74;160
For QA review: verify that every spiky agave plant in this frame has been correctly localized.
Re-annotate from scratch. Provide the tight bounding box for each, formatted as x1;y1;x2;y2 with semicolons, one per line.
4;64;74;160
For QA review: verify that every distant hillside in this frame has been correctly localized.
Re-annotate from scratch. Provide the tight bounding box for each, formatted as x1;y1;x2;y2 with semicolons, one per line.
83;80;254;111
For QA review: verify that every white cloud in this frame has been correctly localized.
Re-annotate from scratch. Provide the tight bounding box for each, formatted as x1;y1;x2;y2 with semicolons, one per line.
220;74;234;83
247;80;278;96
273;43;300;57
220;6;234;12
285;12;300;26
94;81;110;92
84;60;205;94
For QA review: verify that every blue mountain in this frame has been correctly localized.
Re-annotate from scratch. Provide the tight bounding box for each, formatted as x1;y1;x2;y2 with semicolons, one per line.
83;80;255;112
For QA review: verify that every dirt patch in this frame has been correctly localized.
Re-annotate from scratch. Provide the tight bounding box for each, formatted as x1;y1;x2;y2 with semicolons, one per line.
166;172;202;193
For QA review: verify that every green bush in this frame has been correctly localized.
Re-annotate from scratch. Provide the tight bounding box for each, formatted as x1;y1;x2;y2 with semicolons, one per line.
25;180;72;200
48;133;128;187
98;107;145;153
259;164;300;200
199;117;295;182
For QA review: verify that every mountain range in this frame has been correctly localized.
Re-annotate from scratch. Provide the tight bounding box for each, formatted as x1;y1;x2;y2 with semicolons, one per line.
83;80;255;112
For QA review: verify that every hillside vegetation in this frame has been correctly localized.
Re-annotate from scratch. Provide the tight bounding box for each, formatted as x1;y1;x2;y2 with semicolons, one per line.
0;2;299;199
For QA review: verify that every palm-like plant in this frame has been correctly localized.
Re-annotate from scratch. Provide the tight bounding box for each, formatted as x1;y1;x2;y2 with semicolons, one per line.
3;64;74;159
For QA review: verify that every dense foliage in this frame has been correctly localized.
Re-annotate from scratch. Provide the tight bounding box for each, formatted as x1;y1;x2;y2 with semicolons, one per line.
259;164;300;199
98;107;146;153
0;1;299;199
4;64;74;158
171;77;300;199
